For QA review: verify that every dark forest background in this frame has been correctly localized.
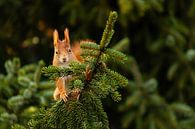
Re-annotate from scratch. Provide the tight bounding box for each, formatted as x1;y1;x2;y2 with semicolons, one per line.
0;0;195;129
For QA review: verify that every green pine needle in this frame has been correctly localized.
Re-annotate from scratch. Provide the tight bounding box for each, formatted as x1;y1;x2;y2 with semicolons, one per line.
80;42;100;50
104;48;128;63
41;66;73;79
100;11;118;49
105;68;128;87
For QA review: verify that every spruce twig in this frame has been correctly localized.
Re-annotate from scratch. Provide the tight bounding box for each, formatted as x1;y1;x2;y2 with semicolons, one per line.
85;11;118;83
100;11;118;49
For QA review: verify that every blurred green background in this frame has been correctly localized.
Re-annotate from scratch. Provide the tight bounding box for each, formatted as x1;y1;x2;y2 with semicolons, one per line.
0;0;195;129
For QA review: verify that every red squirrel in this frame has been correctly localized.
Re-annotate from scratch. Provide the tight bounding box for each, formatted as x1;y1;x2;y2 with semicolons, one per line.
52;28;80;102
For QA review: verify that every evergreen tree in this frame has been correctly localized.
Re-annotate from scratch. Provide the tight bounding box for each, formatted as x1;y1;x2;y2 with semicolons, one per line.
28;11;128;129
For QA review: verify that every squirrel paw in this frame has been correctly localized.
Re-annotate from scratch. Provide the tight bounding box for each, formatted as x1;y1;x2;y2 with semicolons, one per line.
60;92;69;102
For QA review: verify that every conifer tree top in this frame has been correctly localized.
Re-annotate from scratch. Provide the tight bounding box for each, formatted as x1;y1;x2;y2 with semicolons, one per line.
28;11;128;129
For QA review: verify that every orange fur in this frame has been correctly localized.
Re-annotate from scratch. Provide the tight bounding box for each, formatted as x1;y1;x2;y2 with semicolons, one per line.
72;42;82;62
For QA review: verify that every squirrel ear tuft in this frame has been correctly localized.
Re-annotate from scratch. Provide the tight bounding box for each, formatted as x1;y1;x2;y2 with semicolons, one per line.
64;28;70;47
53;29;59;46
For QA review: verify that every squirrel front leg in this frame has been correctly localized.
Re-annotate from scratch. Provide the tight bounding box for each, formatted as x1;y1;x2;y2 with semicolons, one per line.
54;78;69;102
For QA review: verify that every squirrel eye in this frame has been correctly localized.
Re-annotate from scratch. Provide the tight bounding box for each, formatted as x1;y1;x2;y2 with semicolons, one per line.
68;49;71;52
55;51;58;54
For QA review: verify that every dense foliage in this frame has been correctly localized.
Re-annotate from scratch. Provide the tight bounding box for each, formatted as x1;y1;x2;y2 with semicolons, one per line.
0;0;195;129
0;58;54;129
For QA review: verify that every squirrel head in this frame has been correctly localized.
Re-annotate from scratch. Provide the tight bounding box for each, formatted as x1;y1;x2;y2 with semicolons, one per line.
53;28;76;66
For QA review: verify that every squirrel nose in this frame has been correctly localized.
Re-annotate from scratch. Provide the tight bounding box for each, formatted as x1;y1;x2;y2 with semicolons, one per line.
63;58;67;62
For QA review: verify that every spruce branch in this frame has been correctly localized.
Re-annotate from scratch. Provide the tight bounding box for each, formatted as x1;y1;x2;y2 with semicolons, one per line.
82;11;120;84
0;58;54;128
80;41;100;50
42;62;85;80
34;60;45;85
104;68;128;87
30;11;128;129
42;66;73;79
100;11;118;49
104;48;127;63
